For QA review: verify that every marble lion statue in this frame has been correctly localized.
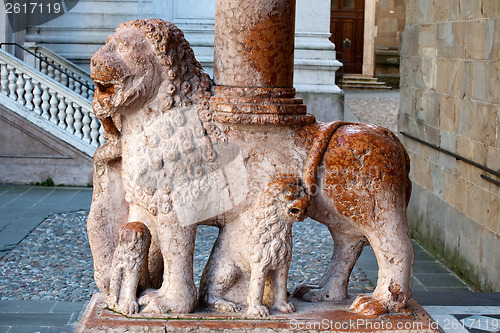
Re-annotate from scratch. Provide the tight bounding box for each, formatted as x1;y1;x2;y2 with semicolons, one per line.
88;18;414;317
199;177;309;317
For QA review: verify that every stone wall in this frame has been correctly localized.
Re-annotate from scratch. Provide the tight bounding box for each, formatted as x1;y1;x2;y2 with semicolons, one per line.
400;0;500;291
374;0;406;87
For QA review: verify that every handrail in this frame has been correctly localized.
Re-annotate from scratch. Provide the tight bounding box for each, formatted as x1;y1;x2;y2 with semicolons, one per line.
25;44;93;87
0;43;94;92
400;131;500;187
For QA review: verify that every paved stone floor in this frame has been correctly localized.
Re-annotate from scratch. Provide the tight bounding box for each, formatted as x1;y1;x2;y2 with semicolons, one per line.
0;90;498;333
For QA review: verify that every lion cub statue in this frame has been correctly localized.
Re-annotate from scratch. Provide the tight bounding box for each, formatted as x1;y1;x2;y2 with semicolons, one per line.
199;177;310;317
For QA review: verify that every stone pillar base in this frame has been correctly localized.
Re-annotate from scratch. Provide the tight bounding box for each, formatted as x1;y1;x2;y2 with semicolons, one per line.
76;293;442;332
210;86;316;126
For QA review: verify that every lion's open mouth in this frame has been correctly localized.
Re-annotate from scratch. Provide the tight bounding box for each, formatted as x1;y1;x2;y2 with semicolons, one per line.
95;80;117;98
288;207;304;218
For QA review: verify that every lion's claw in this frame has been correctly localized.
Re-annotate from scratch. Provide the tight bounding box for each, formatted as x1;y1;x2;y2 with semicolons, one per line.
275;302;295;313
247;304;270;317
117;299;139;315
214;299;241;313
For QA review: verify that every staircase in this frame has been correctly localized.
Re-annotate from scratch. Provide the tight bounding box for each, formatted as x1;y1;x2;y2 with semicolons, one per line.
0;46;103;157
341;74;392;90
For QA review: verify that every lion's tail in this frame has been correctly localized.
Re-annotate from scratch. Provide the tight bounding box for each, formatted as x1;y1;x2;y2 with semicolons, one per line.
303;121;355;195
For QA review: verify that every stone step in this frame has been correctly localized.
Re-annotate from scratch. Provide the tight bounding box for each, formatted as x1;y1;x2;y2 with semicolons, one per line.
341;75;392;90
342;84;392;90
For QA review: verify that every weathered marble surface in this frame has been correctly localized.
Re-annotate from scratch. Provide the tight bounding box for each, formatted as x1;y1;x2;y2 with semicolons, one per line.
87;16;414;318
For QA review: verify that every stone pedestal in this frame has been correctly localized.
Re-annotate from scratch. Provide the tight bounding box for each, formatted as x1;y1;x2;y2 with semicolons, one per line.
76;293;442;332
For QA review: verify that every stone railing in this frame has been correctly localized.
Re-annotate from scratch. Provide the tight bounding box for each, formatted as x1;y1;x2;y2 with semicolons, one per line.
0;48;103;156
24;44;95;100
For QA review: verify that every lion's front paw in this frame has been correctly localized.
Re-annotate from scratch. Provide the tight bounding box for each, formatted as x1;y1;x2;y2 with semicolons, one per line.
214;299;241;313
138;288;195;314
293;284;344;302
247;304;270;317
274;301;295;313
350;295;387;316
139;294;172;314
116;298;139;315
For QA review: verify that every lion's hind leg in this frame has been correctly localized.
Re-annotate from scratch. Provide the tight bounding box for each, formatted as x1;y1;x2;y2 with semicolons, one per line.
200;253;242;313
293;231;366;302
351;208;414;316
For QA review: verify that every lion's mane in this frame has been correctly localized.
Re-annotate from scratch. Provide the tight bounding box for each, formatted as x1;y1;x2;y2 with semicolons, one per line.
118;19;225;142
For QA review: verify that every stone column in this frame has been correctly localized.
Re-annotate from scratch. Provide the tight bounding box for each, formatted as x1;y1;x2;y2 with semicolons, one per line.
210;0;315;126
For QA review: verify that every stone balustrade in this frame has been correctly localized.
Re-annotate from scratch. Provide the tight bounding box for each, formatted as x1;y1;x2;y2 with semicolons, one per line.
25;45;95;100
0;48;103;155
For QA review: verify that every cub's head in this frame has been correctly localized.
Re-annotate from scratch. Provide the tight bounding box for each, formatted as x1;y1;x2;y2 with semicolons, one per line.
264;177;310;223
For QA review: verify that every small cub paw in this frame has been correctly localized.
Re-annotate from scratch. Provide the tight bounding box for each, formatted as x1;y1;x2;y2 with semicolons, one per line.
247;304;270;317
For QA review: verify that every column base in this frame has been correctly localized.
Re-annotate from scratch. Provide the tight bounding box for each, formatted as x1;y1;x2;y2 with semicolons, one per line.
210;86;316;126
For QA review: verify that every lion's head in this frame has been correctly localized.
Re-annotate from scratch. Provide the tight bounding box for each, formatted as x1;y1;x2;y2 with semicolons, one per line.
257;177;310;223
90;19;212;137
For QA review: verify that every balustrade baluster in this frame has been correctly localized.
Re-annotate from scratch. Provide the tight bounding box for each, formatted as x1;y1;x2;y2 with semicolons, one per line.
24;75;34;110
40;59;48;75
49;91;59;124
47;64;55;79
57;94;67;129
33;82;42;115
68;77;75;91
66;102;75;135
54;65;61;83
7;65;17;100
98;122;106;146
15;70;25;106
1;62;8;95
73;105;83;139
82;86;89;99
82;110;91;143
74;81;82;96
61;71;69;87
41;87;50;120
90;113;100;147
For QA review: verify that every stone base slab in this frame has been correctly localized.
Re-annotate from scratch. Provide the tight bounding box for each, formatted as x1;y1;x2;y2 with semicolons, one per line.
76;293;442;332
